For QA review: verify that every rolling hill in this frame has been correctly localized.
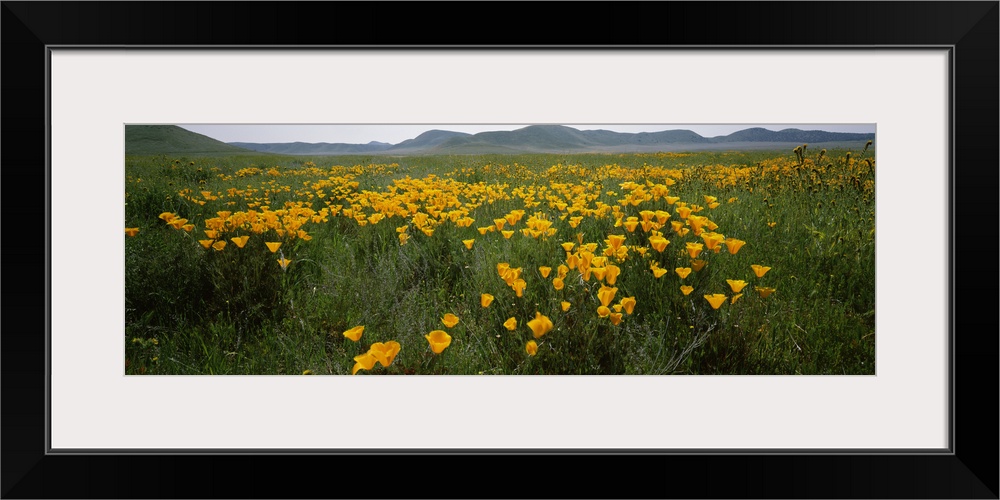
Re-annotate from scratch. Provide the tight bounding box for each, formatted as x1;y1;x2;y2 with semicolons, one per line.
125;125;254;155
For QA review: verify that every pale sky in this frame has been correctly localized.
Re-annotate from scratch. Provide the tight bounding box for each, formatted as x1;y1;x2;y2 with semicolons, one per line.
177;124;875;145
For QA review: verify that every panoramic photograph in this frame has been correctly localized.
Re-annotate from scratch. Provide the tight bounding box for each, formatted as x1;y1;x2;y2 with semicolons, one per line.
124;124;876;375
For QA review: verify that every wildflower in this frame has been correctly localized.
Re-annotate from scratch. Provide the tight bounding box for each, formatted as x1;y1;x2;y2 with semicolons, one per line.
352;353;377;375
463;239;475;250
725;238;746;255
399;232;409;245
277;257;292;270
425;330;452;354
690;259;708;272
265;242;282;253
675;267;692;279
680;285;694;295
620;297;636;315
342;325;364;342
368;341;401;367
607;234;626;252
481;294;494;308
756;286;776;298
557;264;569;279
539;266;552;278
158;212;176;223
649;236;670;253
561;242;575;252
526;340;538;356
561;301;571;312
504;317;517;331
609;313;623;326
597;305;611;318
302;370;313;375
605;265;620;286
231;235;249;248
731;293;743;304
199;239;214;249
442;313;460;328
726;280;748;293
501;230;514;239
652;267;667;278
597;286;618;307
704;294;727;309
527;312;554;339
552;277;564;291
511;279;527;297
751;265;772;278
125;227;141;237
212;240;227;251
205;230;219;239
768;222;778;228
685;242;704;259
182;224;195;232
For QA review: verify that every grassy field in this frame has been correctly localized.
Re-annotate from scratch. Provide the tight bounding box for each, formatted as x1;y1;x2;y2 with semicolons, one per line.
124;145;876;375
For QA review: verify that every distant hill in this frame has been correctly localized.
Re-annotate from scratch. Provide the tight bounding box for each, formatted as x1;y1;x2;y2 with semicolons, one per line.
129;124;875;156
229;141;392;155
125;125;254;155
715;127;874;144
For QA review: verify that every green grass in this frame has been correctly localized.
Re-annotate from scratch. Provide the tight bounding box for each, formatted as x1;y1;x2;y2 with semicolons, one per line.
125;148;875;375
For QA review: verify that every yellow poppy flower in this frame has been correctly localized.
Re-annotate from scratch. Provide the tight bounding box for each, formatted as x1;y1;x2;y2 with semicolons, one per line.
552;277;564;291
751;265;772;278
425;330;452;354
463;239;475;250
204;230;219;239
182;224;195;232
512;279;527;298
504;317;518;331
620;297;636;315
725;238;746;255
526;340;538;356
125;227;140;237
527;312;553;339
691;259;708;272
557;264;569;279
265;242;282;253
605;265;621;286
609;313;623;326
649;236;670;253
158;212;176;223
561;242;575;252
704;294;727;309
198;239;214;249
686;242;704;259
277;257;291;270
597;305;611;318
539;266;552;278
680;285;694;295
399;232;409;245
342;326;364;342
675;267;692;279
368;341;401;367
731;293;743;304
481;294;494;308
501;230;514;239
756;286;776;298
231;235;249;248
352;352;377;375
561;301;571;312
726;280;748;293
212;240;226;251
442;313;460;328
607;234;626;252
597;286;618;307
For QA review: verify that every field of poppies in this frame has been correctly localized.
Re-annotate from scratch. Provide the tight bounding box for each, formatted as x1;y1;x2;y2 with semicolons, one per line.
124;146;875;375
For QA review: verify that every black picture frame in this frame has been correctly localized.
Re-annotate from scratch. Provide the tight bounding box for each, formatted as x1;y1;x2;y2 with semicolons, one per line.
3;2;997;498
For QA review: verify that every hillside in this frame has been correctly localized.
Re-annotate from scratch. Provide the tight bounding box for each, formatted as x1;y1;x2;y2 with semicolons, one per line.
125;125;254;155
